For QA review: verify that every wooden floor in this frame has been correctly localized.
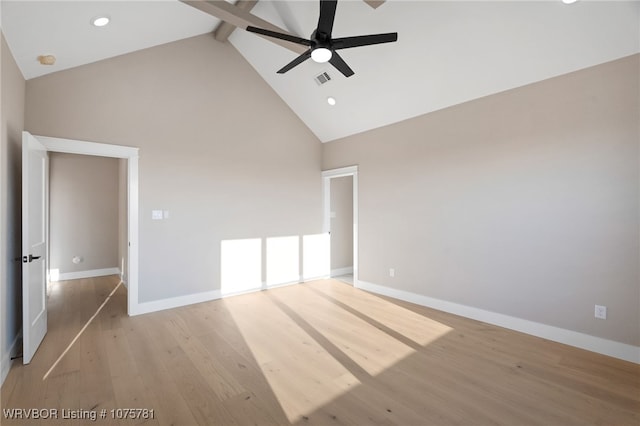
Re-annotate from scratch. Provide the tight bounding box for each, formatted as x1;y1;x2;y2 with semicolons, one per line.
1;276;638;425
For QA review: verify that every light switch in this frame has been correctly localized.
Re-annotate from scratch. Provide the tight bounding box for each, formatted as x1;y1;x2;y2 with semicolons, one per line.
330;211;337;219
152;210;163;220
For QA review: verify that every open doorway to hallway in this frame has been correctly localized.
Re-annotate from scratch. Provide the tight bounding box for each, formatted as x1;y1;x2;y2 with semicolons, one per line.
48;153;127;286
322;166;358;286
43;152;128;366
329;175;354;285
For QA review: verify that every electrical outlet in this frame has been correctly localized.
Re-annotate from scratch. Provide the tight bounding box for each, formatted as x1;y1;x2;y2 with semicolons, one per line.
389;268;395;278
594;305;607;320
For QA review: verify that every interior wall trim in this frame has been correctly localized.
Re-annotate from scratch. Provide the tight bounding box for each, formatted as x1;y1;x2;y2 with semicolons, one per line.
331;266;354;277
356;280;640;364
53;267;121;282
134;290;223;316
132;277;326;316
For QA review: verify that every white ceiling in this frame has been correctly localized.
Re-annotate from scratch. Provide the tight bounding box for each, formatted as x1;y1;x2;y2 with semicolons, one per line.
1;1;221;79
2;1;639;143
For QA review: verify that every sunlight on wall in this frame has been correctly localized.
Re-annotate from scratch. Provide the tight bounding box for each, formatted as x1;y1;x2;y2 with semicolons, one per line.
302;233;330;280
222;234;330;296
221;238;262;296
266;236;300;286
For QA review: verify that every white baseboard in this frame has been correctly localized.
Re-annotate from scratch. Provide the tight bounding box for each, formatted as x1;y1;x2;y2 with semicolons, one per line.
1;332;22;387
302;274;330;282
53;267;120;282
264;279;304;291
356;280;640;364
133;290;222;316
132;277;320;316
331;266;354;277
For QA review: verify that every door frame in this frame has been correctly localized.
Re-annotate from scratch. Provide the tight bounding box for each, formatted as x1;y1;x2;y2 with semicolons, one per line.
35;135;140;316
322;166;358;285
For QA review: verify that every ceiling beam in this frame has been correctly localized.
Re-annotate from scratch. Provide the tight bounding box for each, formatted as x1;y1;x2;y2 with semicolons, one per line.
180;0;307;55
363;0;385;9
213;0;258;42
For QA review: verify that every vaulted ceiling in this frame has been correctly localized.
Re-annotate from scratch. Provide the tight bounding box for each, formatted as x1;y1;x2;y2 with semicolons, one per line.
2;1;639;142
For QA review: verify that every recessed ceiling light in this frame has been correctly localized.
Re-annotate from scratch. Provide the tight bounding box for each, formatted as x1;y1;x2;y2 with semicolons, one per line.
91;16;110;27
562;0;578;4
327;97;336;106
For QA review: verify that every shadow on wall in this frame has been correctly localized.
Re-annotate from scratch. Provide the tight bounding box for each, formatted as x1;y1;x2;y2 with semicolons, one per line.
221;234;330;296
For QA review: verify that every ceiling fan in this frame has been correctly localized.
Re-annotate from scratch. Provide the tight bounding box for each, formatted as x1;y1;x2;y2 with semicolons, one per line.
246;0;398;78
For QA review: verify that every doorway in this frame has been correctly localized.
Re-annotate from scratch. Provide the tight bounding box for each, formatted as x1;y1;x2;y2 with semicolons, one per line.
322;166;358;286
33;134;139;315
48;152;123;284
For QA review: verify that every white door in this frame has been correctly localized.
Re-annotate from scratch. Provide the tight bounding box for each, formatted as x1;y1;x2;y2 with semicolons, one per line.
22;131;48;364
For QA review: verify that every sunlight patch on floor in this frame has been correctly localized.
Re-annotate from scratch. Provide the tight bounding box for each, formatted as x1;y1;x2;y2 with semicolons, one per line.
312;281;453;346
274;287;419;376
222;283;453;421
223;294;361;422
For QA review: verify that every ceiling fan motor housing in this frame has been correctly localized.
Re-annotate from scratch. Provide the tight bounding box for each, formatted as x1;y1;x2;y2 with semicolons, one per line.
310;30;332;62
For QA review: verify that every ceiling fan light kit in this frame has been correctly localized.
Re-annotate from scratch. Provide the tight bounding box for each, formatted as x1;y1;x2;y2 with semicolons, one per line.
311;47;332;63
246;0;397;77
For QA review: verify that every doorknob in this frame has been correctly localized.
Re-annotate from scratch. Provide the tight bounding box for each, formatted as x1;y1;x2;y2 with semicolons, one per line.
22;255;42;263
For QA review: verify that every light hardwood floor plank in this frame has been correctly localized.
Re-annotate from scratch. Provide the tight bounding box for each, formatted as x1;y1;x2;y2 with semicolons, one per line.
123;314;199;426
2;276;638;425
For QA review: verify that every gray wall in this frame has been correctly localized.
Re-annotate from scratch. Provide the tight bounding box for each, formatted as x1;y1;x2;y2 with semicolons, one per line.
1;32;25;379
49;152;119;275
25;34;323;303
330;176;353;272
323;54;640;347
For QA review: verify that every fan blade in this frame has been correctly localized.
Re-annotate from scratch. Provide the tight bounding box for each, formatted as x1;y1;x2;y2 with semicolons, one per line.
277;50;312;74
246;26;311;46
329;51;354;77
332;32;398;50
317;0;338;38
